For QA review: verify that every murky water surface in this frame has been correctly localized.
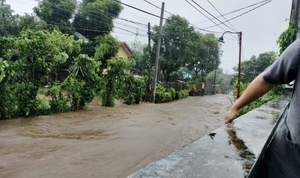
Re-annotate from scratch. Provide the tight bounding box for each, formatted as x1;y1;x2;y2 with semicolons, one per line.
0;94;233;178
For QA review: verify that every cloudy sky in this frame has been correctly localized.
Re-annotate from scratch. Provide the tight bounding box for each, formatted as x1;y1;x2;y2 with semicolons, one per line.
8;0;292;73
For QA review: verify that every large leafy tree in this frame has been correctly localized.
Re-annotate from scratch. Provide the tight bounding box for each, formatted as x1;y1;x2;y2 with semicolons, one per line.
15;29;82;116
73;0;122;41
185;33;221;85
152;15;194;82
94;34;120;70
233;51;276;83
34;0;76;34
200;33;221;76
0;4;19;36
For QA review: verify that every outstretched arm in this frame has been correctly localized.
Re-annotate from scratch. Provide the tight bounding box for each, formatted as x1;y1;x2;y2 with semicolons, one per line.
225;72;276;124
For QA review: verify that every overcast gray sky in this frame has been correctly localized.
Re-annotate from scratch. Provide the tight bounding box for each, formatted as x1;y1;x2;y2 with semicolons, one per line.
8;0;292;73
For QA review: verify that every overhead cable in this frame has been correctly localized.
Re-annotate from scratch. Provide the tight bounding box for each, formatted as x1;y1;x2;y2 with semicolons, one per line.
116;0;224;34
206;0;239;32
197;0;269;24
204;0;272;29
190;0;237;32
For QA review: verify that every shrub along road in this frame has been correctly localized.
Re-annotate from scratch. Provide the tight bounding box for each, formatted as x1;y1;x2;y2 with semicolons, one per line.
0;94;232;178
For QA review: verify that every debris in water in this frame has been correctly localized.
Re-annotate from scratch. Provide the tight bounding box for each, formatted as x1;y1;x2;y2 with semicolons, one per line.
209;132;217;139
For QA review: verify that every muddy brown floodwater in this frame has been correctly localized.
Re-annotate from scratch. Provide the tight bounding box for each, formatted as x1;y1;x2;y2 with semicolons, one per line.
0;94;232;178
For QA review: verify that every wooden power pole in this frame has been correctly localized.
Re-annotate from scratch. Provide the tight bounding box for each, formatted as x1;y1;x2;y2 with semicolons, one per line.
147;22;151;102
152;2;165;103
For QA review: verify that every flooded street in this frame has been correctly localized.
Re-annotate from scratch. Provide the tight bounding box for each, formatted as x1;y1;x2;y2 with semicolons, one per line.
0;94;232;178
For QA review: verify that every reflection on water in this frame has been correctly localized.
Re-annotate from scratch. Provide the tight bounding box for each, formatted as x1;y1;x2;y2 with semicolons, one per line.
226;125;256;178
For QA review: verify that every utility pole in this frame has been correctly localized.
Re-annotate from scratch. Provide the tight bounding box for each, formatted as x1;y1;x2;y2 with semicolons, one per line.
1;0;5;6
237;32;242;99
152;2;165;103
213;69;217;94
147;22;151;102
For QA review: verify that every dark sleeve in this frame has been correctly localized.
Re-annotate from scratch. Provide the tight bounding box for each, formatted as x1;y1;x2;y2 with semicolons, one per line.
263;39;300;85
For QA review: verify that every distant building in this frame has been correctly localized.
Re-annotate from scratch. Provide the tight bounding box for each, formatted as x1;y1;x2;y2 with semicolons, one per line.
103;41;135;75
117;42;134;59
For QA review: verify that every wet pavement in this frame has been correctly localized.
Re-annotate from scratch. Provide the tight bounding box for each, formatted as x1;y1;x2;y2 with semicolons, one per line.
128;96;290;178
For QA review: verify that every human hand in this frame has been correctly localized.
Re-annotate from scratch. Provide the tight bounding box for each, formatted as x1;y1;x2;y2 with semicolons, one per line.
225;107;239;124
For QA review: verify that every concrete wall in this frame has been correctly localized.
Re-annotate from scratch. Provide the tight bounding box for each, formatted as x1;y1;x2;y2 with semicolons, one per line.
128;97;289;178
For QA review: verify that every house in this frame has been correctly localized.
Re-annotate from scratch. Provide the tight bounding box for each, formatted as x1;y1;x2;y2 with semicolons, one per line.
103;42;135;75
117;42;134;59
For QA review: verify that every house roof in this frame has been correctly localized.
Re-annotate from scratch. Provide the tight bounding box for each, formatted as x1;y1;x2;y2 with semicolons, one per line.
120;42;134;57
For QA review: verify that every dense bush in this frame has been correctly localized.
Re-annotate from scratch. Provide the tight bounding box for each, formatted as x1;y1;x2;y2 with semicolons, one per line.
179;90;189;99
100;57;135;107
189;88;204;96
233;81;282;116
120;74;146;105
155;85;188;103
0;59;18;119
0;29;102;120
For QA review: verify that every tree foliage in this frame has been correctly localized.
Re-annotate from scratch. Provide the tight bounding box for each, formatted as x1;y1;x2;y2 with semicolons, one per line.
73;0;122;41
0;4;19;36
152;15;221;82
94;34;120;70
152;15;194;82
100;57;135;107
277;20;298;55
186;32;221;76
233;51;276;83
34;0;76;34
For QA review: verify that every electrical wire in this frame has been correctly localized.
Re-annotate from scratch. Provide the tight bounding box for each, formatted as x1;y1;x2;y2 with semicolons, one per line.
144;0;173;15
190;0;237;32
143;0;222;36
115;0;224;34
205;0;272;29
196;0;269;24
185;0;237;39
206;0;239;32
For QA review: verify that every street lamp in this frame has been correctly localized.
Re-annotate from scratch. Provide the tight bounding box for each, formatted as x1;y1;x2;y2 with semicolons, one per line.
217;31;242;99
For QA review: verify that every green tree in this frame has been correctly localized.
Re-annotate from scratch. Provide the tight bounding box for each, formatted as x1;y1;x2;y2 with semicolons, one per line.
0;4;19;36
94;34;120;70
100;57;135;107
233;51;276;83
34;0;76;34
73;0;122;41
15;29;82;116
185;32;221;77
16;13;45;32
63;54;101;110
277;20;298;55
152;15;194;82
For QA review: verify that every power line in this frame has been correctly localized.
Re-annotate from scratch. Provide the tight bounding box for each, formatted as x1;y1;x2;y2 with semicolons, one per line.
143;0;222;35
206;0;239;32
196;0;270;24
39;21;148;38
116;0;224;34
205;0;272;29
190;0;237;32
116;0;161;18
144;0;173;15
185;0;237;39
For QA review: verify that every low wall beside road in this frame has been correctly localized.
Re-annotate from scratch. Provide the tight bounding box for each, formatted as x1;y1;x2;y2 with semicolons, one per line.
128;96;289;178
